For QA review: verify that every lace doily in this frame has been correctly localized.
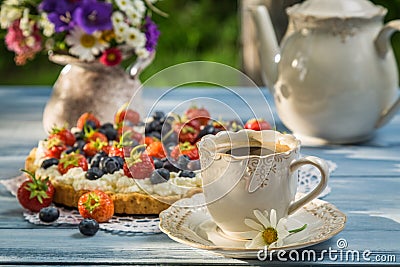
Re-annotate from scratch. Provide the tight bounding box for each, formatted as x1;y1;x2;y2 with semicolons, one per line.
0;160;336;233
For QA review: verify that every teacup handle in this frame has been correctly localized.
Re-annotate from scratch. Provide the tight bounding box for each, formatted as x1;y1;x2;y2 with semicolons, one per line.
287;156;329;215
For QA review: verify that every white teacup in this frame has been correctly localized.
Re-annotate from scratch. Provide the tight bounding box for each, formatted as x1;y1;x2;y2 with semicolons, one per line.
197;130;329;239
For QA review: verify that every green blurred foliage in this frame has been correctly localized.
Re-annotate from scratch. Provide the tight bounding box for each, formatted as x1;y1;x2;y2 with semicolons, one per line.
0;0;239;85
0;0;399;86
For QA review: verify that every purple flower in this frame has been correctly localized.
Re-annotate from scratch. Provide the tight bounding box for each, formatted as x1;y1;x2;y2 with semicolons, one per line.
40;0;78;33
73;0;113;34
144;17;160;52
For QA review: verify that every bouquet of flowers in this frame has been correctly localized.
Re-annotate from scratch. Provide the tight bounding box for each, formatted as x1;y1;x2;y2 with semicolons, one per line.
0;0;162;66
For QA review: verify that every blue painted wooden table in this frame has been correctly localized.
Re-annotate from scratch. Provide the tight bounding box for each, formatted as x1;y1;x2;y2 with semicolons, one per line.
0;86;399;265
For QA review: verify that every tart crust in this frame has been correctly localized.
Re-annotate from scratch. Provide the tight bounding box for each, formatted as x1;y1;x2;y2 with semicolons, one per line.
25;148;202;214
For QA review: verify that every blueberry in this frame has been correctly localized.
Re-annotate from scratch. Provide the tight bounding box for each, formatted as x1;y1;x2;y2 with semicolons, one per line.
179;170;196;178
85;120;98;130
85;167;104;180
150;168;170;184
41;158;59;169
162;132;178;145
100;122;114;129
100;157;120;174
99;127;117;141
153;111;165;121
90;151;107;168
197;125;216;141
177;155;190;169
79;219;99;236
153;158;164;169
39;207;60;223
162;161;180;172
187;160;201;171
111;156;124;169
73;139;86;151
64;146;77;154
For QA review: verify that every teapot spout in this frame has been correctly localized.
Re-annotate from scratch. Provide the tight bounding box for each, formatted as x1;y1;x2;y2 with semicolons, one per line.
250;5;280;91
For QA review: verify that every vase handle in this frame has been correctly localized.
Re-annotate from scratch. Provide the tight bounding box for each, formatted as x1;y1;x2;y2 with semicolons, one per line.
127;51;155;80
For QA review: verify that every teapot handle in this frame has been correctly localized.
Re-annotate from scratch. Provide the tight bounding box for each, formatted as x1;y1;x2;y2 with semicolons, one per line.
375;20;400;59
374;20;400;128
127;51;155;80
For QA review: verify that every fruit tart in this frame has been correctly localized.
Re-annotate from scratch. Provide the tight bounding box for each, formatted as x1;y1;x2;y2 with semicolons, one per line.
24;106;211;214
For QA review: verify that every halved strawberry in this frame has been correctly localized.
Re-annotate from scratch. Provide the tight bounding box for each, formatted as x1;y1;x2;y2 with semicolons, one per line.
115;103;140;128
173;122;199;144
244;118;271;131
185;105;211;126
83;139;109;157
124;145;154;179
17;169;55;212
45;137;67;159
58;152;88;175
146;141;166;158
170;142;199;160
49;126;76;146
83;126;108;143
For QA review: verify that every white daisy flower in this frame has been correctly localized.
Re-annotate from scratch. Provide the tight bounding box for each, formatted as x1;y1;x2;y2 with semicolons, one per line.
112;11;125;27
124;27;146;48
114;22;129;43
126;7;142;26
243;209;290;249
133;0;146;15
65;27;108;62
115;0;133;11
135;47;149;59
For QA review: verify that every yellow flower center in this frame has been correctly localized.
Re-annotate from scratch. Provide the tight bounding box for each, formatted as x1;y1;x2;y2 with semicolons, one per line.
262;227;278;245
129;33;137;41
107;54;116;61
80;34;96;48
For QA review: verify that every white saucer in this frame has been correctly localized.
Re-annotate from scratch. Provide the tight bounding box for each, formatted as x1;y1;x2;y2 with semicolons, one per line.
159;193;346;259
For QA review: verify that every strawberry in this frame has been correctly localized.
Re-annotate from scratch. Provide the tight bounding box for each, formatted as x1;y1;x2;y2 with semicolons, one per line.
146;141;166;158
83;126;108;143
115;103;140;128
171;142;199;160
17;169;55;212
78;190;114;223
58;152;88;175
77;112;101;130
173;122;199;144
185;105;211;126
49;126;76;146
117;126;143;144
45;137;67;159
83;139;109;157
124;145;154;179
144;136;158;146
244;118;271;131
108;130;135;158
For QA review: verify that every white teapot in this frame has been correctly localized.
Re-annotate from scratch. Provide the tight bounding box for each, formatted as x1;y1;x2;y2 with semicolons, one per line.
251;0;400;144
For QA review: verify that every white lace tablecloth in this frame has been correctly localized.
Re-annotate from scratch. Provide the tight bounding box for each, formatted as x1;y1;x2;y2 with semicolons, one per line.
0;160;336;234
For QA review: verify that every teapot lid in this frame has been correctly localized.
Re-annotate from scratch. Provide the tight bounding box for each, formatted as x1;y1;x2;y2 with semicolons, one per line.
287;0;386;19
